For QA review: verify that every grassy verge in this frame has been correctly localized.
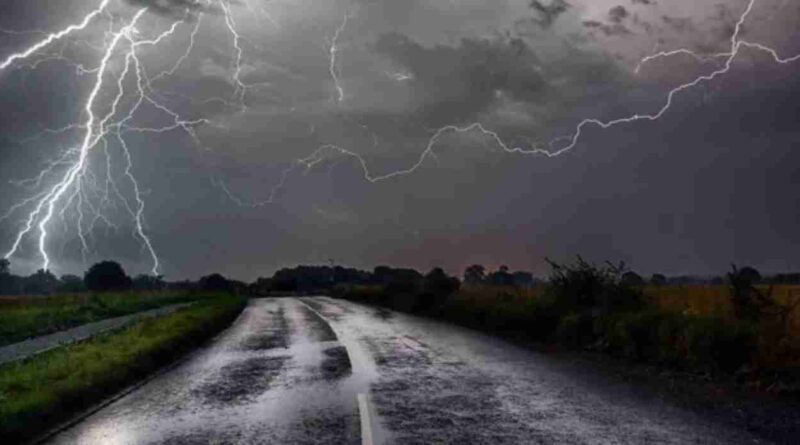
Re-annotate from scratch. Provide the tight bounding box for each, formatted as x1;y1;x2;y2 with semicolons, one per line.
0;291;218;347
0;295;246;442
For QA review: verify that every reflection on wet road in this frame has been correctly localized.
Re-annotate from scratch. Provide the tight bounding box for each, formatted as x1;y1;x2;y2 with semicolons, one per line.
49;297;761;444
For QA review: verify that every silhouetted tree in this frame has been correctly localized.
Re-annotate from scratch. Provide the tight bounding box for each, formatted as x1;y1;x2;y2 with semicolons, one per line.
621;271;644;286
0;258;13;294
59;274;86;293
424;268;460;296
488;265;513;286
84;261;132;292
737;266;762;284
199;273;232;292
419;267;460;311
132;274;165;291
23;269;59;294
650;273;667;286
727;265;768;321
512;271;535;288
463;264;486;284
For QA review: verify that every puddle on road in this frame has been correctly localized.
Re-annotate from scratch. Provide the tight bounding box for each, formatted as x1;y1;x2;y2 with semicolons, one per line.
320;345;353;380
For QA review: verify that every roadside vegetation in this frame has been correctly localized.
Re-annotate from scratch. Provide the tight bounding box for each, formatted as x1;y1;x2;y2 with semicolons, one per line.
326;260;800;393
0;291;209;347
0;295;246;442
0;258;251;348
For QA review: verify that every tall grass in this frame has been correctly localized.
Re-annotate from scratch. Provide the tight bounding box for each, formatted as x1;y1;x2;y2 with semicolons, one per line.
0;295;246;441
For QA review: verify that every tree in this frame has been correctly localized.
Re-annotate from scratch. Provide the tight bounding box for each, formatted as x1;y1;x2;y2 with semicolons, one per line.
199;273;232;292
650;273;667;286
84;261;132;291
737;266;762;284
621;271;644;286
727;264;767;321
424;268;460;297
59;274;86;292
23;269;59;294
132;274;165;291
488;265;513;286
0;258;9;275
420;267;460;311
463;264;486;284
512;271;534;288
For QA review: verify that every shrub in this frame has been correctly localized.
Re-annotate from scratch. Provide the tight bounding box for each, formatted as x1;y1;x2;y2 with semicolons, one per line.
545;257;643;316
684;316;756;372
84;261;132;292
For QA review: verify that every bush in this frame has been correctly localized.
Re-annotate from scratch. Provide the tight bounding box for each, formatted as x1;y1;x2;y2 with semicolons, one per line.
555;312;595;348
604;310;670;361
84;261;132;292
545;257;643;316
684;316;756;372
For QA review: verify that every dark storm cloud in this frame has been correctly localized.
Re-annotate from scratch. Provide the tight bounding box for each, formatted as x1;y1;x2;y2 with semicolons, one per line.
581;7;634;38
124;0;212;17
2;0;800;281
582;20;633;37
529;0;571;28
373;33;547;124
608;6;629;23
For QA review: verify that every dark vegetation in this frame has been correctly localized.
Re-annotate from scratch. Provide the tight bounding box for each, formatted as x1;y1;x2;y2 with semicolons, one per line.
0;295;246;442
0;258;249;296
0;292;209;347
0;259;251;346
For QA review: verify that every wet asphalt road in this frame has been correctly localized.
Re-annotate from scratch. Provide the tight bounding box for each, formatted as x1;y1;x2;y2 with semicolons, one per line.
47;297;764;444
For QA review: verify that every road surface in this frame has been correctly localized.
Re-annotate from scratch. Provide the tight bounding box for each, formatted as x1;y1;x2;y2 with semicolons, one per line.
47;297;762;444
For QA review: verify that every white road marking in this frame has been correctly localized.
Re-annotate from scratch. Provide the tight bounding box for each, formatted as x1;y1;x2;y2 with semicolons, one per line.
358;393;374;445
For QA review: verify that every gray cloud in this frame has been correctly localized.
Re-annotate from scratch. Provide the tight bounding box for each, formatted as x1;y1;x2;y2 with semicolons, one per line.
529;0;571;28
660;15;695;33
373;33;547;125
583;20;633;37
608;6;629;23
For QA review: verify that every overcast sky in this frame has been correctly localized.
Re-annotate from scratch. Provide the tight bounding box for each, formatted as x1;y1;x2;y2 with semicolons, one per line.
0;0;798;280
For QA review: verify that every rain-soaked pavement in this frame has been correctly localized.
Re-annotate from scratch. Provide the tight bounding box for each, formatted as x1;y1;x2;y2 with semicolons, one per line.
47;297;765;444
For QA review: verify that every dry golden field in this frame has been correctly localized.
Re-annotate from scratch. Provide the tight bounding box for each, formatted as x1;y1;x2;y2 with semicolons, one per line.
644;285;800;335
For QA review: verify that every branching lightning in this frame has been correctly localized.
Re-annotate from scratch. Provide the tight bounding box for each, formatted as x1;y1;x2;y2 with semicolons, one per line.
1;0;798;275
1;1;210;274
272;0;800;187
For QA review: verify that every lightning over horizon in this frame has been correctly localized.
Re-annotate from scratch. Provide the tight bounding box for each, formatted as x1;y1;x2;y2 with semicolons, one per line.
0;0;798;278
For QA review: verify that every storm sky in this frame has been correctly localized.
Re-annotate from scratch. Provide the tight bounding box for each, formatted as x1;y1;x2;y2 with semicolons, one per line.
0;0;799;280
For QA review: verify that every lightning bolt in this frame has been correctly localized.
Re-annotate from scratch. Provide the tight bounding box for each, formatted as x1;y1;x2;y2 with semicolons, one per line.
270;0;800;187
0;0;111;71
219;0;249;110
2;0;798;274
1;2;208;275
329;11;351;103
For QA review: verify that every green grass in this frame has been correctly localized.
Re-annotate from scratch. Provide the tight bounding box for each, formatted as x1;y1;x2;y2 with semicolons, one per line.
0;295;246;442
0;292;215;347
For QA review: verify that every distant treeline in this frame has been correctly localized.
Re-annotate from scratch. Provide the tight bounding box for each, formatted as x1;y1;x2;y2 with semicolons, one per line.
2;254;798;298
0;258;249;295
